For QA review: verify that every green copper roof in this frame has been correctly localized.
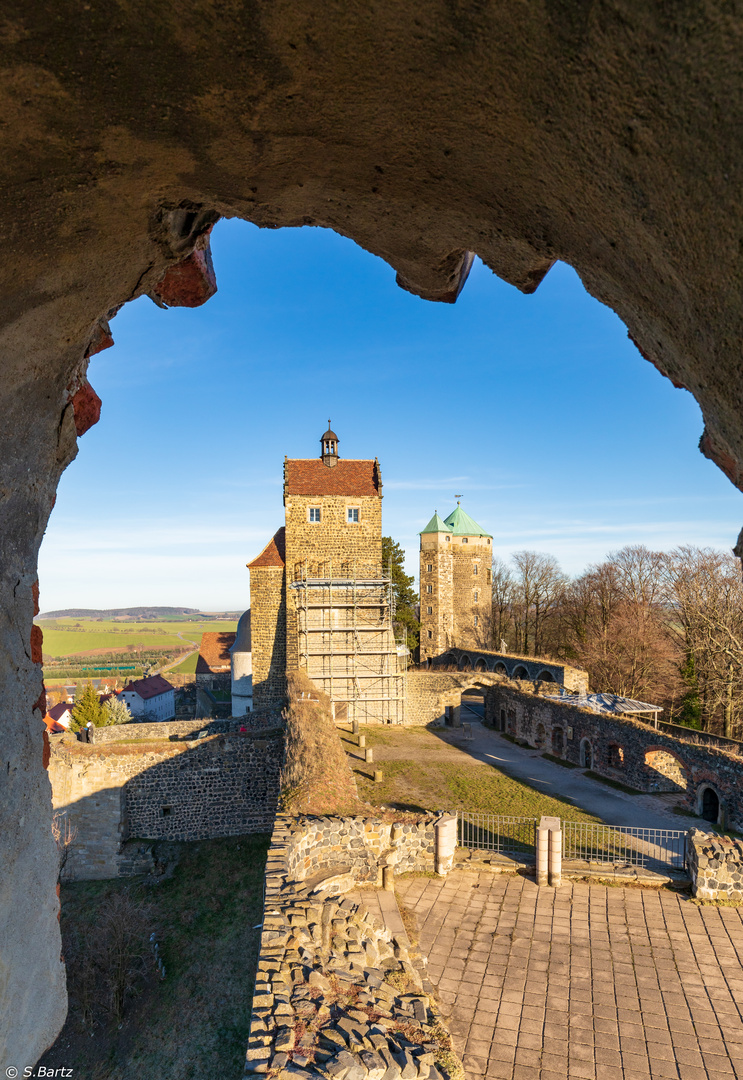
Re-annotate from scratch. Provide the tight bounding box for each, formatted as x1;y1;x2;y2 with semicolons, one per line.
420;511;452;534
443;504;493;538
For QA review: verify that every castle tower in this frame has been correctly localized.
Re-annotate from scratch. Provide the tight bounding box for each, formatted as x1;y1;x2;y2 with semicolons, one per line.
419;502;493;663
248;425;404;722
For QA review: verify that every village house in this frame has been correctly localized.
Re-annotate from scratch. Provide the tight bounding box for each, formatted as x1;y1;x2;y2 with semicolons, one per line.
117;674;175;721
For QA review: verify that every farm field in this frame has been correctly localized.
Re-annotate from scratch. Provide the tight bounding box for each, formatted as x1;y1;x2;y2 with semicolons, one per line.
36;618;237;659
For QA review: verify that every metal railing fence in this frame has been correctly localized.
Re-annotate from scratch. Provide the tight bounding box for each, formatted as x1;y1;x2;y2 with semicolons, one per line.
561;822;687;872
457;813;537;859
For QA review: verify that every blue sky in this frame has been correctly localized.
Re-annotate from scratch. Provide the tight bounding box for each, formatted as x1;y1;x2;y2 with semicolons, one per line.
38;218;743;612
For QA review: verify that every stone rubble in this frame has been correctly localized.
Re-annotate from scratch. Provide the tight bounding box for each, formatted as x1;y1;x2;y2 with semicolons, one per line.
246;817;464;1080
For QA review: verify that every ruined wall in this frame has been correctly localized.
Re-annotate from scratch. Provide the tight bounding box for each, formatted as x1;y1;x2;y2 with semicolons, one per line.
251;567;288;710
688;830;743;901
484;685;743;829
286;815;437;883
48;729;283;879
87;713;279;744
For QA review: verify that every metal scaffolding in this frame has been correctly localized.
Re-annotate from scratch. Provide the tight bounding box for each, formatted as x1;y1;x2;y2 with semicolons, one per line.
290;559;406;724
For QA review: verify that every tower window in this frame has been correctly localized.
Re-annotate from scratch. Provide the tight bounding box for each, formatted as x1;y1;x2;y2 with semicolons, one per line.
474;591;478;602
426;606;433;615
445;535;450;542
474;616;479;627
473;564;478;575
347;507;359;523
427;563;433;572
462;537;469;544
428;630;432;639
308;507;321;522
426;585;433;594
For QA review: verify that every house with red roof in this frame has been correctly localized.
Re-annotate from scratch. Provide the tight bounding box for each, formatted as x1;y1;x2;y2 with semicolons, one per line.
117;674;175;721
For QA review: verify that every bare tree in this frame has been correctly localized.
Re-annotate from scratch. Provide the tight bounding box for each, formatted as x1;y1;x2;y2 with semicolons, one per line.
511;551;567;656
51;811;77;879
491;557;515;650
662;546;743;737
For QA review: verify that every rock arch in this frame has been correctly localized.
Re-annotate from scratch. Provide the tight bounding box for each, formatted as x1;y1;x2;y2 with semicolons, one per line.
474;657;488;672
512;665;530;681
536;670;556;683
6;4;743;1065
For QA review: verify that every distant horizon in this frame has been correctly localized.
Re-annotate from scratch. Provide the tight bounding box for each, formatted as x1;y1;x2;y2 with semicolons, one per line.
38;219;743;612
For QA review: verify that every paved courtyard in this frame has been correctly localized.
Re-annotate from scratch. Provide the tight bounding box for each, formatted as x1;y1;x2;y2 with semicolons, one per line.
395;871;743;1080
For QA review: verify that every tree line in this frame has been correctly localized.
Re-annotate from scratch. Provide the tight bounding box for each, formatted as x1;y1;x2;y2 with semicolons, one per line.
490;545;743;739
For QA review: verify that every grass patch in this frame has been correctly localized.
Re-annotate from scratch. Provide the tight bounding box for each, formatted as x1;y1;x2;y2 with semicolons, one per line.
168;651;199;674
672;805;698;819
355;757;601;823
500;732;531;748
542;753;580;769
36;618;237;659
583;770;642;795
38;833;269;1080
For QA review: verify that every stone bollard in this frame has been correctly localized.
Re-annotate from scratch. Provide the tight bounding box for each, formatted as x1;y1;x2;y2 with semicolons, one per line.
537;816;561;887
549;824;562;888
382;864;394;891
374;769;383;783
435;813;458;876
352;719;359;735
358;734;366;749
365;747;374;764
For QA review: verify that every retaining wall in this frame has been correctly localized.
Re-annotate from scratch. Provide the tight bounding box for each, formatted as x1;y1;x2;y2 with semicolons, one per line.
483;685;743;829
48;728;283;879
285;815;438;884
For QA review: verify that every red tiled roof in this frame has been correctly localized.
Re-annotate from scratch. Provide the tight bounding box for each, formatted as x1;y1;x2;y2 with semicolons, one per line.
48;703;71;722
43;713;66;734
284;459;380;497
120;674;175;701
196;631;237;674
248;527;286;569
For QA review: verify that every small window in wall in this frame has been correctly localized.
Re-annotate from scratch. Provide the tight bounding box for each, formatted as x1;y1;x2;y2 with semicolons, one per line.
427;563;433;572
462;537;469;544
426;606;433;615
473;564;478;575
347;507;360;523
445;535;451;542
427;629;432;639
474;591;478;602
162;806;172;817
426;584;433;593
474;615;479;627
308;507;321;522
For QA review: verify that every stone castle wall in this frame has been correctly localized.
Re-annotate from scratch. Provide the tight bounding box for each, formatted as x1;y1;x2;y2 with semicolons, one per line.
87;713;279;744
251;567;288;710
483;684;743;829
48;728;283;879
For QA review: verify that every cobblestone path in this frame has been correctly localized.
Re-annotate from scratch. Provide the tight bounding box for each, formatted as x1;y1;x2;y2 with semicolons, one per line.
396;871;743;1080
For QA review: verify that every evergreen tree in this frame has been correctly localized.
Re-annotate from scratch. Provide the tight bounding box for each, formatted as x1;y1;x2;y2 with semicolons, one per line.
102;696;131;726
382;536;420;653
70;683;105;730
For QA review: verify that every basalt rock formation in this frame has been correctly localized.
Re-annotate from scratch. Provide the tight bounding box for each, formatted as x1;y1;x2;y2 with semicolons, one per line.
2;1;743;1065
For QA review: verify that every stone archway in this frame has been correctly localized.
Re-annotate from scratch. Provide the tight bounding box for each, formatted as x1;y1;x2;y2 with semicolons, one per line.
697;784;723;825
580;738;593;770
512;665;529;681
6;5;743;1066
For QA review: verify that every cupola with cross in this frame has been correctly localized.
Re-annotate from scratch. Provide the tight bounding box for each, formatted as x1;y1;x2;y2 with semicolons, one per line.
320;421;339;467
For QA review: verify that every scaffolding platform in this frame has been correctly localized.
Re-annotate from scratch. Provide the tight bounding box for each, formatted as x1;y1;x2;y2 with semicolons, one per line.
289;561;406;725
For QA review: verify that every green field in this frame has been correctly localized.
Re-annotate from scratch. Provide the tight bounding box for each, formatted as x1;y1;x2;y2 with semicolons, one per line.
36;618;237;659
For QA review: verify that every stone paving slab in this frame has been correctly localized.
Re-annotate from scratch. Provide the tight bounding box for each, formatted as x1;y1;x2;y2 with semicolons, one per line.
396;871;743;1080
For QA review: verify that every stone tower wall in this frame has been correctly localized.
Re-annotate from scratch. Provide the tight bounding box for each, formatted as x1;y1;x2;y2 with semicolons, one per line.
419;538;453;662
452;537;493;649
250;567;287;710
284;493;382;578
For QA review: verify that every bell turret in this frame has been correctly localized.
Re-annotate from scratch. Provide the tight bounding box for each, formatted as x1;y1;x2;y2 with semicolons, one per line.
320;421;339;467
